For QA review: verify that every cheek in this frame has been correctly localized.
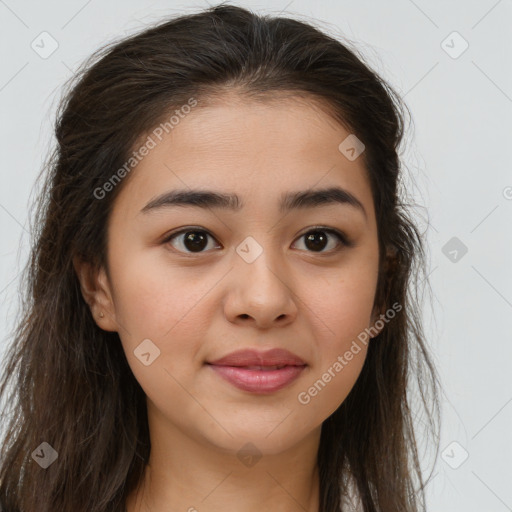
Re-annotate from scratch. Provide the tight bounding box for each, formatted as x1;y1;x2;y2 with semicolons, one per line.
323;285;376;342
307;262;379;344
108;247;215;341
311;358;366;429
297;286;371;417
298;259;376;411
107;254;213;398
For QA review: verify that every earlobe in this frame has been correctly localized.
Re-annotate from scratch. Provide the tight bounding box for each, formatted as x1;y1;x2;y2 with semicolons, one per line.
72;256;118;332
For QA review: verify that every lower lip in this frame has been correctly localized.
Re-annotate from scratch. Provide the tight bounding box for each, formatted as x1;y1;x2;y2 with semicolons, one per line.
207;364;306;394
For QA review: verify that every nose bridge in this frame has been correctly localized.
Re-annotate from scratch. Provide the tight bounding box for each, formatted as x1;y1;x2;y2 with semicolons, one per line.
224;233;297;326
235;233;286;292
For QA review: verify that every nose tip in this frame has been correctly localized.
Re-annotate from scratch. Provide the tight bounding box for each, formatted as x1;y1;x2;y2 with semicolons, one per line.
225;247;298;328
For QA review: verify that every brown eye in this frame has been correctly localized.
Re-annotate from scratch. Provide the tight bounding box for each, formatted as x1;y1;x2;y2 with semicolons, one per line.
163;226;351;255
164;229;220;253
292;228;349;253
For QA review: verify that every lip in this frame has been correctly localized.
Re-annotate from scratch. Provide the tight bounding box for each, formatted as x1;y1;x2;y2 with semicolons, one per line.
208;365;306;394
207;348;306;367
206;348;307;394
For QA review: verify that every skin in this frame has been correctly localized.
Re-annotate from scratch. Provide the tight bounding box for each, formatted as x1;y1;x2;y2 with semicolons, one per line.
74;92;384;512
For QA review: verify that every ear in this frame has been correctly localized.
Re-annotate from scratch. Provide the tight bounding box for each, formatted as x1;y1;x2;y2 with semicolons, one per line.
73;256;118;332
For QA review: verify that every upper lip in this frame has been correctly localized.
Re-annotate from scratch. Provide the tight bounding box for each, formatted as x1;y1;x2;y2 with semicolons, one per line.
207;348;306;367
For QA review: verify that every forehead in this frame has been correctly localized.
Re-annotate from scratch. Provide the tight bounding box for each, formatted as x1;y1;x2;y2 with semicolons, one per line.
111;93;375;221
165;92;352;159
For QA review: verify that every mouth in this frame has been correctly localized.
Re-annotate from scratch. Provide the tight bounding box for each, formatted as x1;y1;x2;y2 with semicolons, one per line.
206;363;307;394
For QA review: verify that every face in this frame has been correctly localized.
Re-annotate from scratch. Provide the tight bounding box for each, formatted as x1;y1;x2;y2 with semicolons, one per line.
84;92;382;456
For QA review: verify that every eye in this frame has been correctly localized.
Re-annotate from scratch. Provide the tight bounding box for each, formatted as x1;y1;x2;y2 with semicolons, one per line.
163;228;220;254
163;226;351;255
292;227;350;253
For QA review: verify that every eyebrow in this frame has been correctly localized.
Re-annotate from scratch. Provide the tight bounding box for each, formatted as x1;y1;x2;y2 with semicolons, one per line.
140;186;367;219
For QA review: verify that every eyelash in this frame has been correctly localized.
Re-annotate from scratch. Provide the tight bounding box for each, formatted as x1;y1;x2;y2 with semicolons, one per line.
161;226;353;255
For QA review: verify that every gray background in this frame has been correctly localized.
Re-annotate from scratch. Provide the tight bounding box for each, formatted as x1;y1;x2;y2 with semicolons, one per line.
1;0;511;509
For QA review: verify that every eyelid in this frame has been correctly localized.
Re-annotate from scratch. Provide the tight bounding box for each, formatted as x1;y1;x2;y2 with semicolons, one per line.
161;226;221;254
162;225;353;254
296;225;353;248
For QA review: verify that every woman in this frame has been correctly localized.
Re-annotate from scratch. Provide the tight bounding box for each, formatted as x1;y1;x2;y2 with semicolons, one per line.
0;4;440;511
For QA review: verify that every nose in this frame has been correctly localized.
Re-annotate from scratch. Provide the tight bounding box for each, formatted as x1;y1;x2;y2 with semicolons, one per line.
223;243;298;329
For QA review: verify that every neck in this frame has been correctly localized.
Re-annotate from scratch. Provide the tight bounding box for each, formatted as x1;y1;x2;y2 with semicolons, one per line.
126;403;321;512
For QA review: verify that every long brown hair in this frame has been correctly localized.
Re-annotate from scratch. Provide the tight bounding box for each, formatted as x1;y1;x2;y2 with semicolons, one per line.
0;4;440;511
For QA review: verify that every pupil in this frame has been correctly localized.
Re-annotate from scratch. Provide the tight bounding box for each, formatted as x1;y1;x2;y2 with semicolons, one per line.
184;231;207;252
305;231;327;251
182;230;328;252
